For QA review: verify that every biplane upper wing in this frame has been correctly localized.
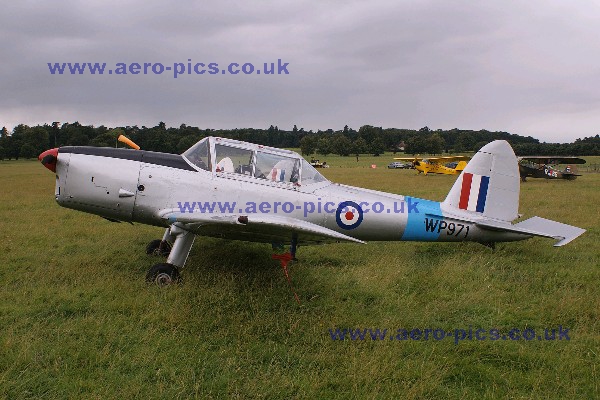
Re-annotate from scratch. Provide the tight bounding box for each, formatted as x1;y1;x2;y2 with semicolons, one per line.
393;156;422;161
518;156;586;165
426;156;471;163
158;209;366;245
393;155;470;162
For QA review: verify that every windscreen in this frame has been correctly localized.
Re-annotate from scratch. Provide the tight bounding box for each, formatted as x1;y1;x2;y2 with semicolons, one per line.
301;159;327;185
182;138;210;171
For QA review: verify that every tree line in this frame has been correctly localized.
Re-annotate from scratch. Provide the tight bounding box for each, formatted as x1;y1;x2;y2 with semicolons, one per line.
1;122;599;160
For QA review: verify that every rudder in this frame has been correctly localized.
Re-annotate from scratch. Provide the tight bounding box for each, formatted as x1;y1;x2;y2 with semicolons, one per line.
454;160;468;172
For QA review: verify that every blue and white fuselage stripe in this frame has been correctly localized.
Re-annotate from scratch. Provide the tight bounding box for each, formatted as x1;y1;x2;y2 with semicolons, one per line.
400;197;442;241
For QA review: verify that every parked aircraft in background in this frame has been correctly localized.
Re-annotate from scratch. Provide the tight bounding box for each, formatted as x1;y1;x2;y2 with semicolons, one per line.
393;156;471;175
518;156;586;181
310;159;329;168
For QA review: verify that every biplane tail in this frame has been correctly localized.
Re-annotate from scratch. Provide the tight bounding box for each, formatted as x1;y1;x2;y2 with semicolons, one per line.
454;160;468;172
441;140;585;246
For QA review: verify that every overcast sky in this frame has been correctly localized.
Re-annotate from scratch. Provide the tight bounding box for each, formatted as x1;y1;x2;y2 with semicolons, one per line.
1;0;599;143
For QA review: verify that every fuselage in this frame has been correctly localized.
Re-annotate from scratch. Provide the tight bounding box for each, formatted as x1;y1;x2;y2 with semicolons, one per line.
47;142;528;245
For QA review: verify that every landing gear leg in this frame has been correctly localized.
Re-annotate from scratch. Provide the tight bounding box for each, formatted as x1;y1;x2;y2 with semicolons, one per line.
145;228;174;257
146;225;195;286
290;233;298;261
272;234;301;304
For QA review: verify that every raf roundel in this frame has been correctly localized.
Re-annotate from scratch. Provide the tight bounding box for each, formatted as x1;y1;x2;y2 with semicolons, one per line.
335;201;364;230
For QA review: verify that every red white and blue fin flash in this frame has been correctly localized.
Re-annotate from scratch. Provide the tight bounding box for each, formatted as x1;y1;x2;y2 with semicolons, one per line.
459;173;490;213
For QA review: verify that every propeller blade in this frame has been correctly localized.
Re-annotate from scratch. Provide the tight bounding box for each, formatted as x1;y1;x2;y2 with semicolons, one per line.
118;135;140;150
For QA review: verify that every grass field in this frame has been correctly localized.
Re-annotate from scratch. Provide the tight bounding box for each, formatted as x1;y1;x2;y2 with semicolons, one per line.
1;154;599;399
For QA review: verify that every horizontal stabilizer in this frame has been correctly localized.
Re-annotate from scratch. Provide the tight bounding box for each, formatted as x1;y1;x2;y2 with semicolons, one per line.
472;216;585;247
512;217;586;247
429;212;586;247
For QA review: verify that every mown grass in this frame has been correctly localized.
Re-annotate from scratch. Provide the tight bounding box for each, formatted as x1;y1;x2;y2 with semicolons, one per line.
0;156;599;399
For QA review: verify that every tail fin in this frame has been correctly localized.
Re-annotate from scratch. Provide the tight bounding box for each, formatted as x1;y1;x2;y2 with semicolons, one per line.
454;160;468;172
443;140;520;222
442;140;585;245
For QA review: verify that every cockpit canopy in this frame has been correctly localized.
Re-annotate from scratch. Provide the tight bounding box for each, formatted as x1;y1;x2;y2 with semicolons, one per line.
182;137;327;185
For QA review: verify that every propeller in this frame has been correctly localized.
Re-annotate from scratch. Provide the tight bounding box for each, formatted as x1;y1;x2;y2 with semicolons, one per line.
117;135;140;150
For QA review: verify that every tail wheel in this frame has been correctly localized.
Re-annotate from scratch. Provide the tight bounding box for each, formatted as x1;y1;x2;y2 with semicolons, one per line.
146;263;180;287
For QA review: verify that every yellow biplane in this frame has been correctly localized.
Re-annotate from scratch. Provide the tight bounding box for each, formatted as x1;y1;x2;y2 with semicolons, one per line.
393;156;470;175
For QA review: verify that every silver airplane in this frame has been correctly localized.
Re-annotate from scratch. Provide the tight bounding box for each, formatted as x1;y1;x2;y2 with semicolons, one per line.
39;137;585;286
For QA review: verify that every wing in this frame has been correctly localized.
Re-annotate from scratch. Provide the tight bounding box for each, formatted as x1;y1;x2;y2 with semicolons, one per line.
428;156;471;162
518;156;586;165
394;157;421;161
159;209;365;245
395;156;470;163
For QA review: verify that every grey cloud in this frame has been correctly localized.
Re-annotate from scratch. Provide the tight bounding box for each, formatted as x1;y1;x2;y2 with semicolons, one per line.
1;0;599;142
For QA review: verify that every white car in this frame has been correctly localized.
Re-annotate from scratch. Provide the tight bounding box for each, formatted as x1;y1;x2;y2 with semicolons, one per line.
387;161;410;169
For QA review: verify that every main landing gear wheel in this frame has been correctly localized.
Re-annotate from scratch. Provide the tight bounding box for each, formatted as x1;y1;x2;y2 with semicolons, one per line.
146;239;172;257
146;263;180;287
